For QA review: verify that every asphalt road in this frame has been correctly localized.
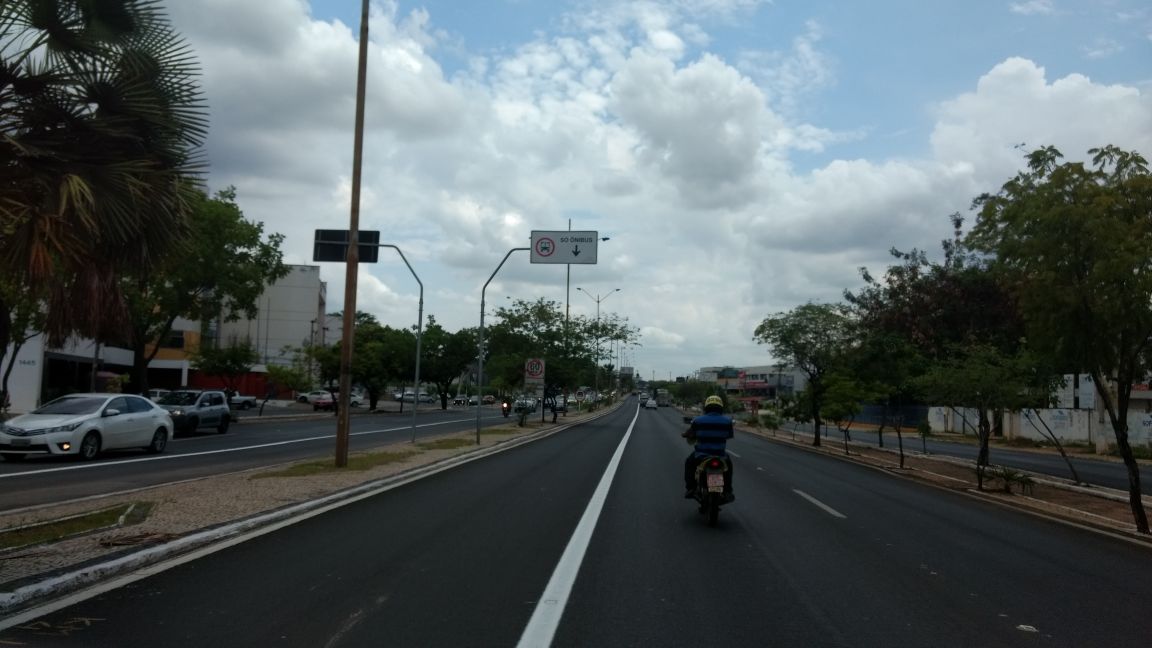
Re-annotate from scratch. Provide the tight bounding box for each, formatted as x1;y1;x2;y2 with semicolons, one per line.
0;405;518;511
782;421;1152;494
3;401;1150;647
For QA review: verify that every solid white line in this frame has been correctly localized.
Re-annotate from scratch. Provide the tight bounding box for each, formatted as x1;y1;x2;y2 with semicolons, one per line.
793;489;846;519
727;451;742;458
0;418;484;480
1;410;627;628
517;408;638;648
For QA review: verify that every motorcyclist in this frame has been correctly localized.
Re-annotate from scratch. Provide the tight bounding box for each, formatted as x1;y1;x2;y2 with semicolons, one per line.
683;395;735;500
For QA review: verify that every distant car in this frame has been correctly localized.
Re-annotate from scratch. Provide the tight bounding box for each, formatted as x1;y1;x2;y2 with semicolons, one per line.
313;393;334;411
229;394;258;410
156;390;231;435
400;392;434;403
146;388;171;402
1;393;173;461
299;390;331;404
482;395;496;405
644;398;658;410
313;392;362;411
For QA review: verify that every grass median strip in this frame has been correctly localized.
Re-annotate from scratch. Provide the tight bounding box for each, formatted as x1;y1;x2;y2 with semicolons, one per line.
1;502;154;552
253;450;420;478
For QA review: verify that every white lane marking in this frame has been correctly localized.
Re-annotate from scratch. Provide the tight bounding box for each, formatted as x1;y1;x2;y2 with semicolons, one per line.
0;417;488;480
517;408;639;648
793;489;846;519
727;451;742;458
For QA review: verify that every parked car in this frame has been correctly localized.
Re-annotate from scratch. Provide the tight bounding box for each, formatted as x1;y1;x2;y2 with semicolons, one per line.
400;391;434;403
156;390;231;435
299;390;331;404
229;393;259;410
0;393;173;461
146;388;171;402
312;393;334;411
312;392;362;411
482;395;496;405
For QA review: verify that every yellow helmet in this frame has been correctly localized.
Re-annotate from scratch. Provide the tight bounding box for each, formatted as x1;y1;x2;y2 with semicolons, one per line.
704;395;724;412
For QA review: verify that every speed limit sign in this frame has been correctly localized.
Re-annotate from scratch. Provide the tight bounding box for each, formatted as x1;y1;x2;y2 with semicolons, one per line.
524;358;545;386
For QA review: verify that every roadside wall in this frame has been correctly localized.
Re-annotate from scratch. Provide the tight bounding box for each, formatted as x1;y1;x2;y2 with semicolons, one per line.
928;406;1152;449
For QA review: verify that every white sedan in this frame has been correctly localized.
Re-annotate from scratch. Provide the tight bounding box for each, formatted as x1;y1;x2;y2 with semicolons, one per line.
0;393;174;461
644;399;658;410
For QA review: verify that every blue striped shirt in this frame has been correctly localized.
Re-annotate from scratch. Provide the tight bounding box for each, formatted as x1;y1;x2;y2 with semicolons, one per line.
689;412;734;456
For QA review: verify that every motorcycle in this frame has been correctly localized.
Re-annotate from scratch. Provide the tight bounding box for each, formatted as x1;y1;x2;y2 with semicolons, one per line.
691;455;732;527
501;400;511;417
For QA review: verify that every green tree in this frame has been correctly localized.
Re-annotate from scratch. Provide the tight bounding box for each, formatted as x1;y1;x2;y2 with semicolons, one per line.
846;215;1029;468
265;364;309;400
0;0;207;356
121;188;287;392
821;368;877;457
969;144;1152;533
754;302;855;446
420;317;477;409
673;379;720;410
190;337;259;395
0;280;45;411
487;297;638;397
914;344;1053;489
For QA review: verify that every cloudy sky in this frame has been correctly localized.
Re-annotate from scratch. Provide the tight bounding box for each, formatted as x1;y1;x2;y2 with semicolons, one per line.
165;0;1150;381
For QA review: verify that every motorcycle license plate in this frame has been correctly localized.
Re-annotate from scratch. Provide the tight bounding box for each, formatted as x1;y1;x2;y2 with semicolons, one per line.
706;473;725;492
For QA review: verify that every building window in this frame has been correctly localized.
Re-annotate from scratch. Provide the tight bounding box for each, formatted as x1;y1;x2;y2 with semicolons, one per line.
163;332;185;349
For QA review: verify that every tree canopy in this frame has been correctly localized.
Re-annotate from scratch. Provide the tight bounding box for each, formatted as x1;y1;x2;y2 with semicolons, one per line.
0;0;207;355
969;144;1152;533
122;187;287;392
754;302;855;446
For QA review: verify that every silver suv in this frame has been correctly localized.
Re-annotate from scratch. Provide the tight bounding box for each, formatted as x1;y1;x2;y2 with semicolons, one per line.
156;390;231;435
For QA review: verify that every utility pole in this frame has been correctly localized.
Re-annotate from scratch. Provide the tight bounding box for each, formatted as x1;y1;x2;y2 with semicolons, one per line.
334;0;371;468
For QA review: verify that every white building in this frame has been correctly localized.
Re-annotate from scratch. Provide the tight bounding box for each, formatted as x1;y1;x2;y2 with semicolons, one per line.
2;265;326;413
216;265;327;367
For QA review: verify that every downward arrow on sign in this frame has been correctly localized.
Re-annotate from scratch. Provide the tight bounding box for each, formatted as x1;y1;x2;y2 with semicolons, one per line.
573;246;581;256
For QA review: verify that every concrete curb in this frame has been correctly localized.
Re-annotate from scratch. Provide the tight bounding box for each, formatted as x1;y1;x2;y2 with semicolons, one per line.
0;403;625;621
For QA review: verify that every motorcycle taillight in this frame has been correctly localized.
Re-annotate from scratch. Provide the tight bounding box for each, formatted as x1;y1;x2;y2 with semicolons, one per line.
709;459;721;468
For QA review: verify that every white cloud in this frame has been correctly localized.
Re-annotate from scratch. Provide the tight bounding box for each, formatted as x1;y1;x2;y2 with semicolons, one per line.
1009;1;1055;16
1082;38;1123;59
931;57;1152;186
159;2;1152;377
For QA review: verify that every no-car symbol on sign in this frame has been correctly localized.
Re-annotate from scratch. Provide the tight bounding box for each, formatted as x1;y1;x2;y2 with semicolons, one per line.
534;237;555;258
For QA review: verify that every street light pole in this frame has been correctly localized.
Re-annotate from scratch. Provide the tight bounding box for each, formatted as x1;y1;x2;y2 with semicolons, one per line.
577;287;620;399
477;247;530;443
